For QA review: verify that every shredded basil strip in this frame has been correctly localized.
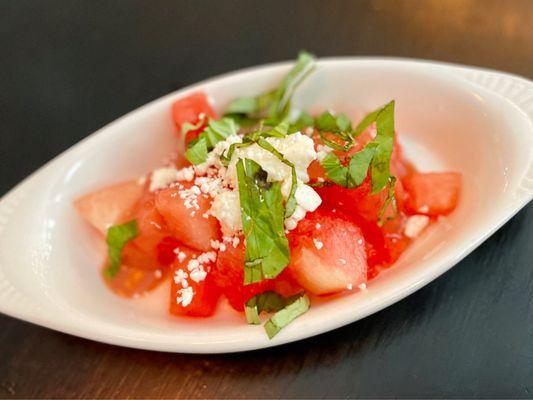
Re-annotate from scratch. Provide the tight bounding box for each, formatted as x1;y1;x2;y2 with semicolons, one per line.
104;220;139;278
256;138;298;217
236;159;290;285
264;293;310;339
319;101;396;194
245;291;288;324
224;52;316;125
370;101;395;194
377;176;398;226
185;117;239;164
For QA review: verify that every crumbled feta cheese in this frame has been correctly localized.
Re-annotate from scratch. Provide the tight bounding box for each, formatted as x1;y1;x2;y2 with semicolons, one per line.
313;238;323;250
338;258;347;265
176;287;194;307
232;236;240;248
197;251;216;264
176;166;195;182
316;223;321;229
189;269;207;283
210;189;242;235
295;183;322;212
173;269;188;285
358;283;367;291
187;259;200;271
291;205;307;221
226;132;317;192
285;218;298;231
404;215;430;238
149;167;179;191
347;283;353;290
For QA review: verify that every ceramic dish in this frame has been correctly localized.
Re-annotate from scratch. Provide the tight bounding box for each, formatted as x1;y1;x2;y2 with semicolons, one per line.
0;58;532;353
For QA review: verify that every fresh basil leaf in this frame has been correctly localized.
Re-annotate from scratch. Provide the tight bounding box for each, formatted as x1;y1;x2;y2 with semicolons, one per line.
104;220;138;278
185;136;208;165
245;291;288;324
289;111;314;133
318;130;351;152
236;159;290;284
319;101;396;197
220;141;253;167
264;293;310;339
377;176;397;226
256;138;298;217
224;53;316;126
269;52;316;122
315;111;339;132
352;108;380;137
370;101;395;193
185;118;239;164
336;113;352;132
203;118;239;147
347;143;377;187
225;97;258;115
261;120;289;138
181;118;205;136
321;152;349;187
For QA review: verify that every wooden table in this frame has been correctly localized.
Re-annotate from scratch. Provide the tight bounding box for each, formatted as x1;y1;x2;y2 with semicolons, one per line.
1;0;533;397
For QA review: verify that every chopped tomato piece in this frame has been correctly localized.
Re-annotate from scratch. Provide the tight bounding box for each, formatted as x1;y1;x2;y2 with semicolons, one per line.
155;183;221;252
169;246;220;317
171;92;217;145
288;209;367;295
75;180;143;235
403;172;461;216
103;264;167;298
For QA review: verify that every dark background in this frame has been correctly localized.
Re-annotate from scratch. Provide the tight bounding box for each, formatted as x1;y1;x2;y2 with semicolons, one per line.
1;0;533;398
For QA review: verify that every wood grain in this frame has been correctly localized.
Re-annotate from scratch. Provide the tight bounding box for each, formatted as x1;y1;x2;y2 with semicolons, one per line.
1;0;533;397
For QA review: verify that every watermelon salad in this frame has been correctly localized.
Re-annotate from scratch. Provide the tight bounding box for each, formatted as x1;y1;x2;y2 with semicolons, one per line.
75;53;461;338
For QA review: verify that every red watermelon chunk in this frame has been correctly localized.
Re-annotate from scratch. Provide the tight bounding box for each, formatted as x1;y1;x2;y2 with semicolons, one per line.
75;180;143;236
169;246;220;317
172;92;217;145
288;209;367;295
404;172;461;216
155;183;221;252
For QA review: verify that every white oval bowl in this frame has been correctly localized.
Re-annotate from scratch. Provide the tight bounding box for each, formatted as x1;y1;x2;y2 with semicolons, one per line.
1;58;532;353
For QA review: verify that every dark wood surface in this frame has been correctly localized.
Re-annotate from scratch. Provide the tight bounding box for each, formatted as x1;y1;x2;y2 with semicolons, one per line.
1;1;533;398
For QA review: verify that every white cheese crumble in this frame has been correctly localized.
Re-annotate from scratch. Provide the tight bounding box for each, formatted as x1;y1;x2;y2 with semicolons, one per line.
210;189;242;235
404;215;430;238
176;287;194;307
226;132;317;193
347;283;353;290
189;269;207;283
313;238;323;250
294;183;322;212
149;167;179;192
358;283;367;291
338;258;347;265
